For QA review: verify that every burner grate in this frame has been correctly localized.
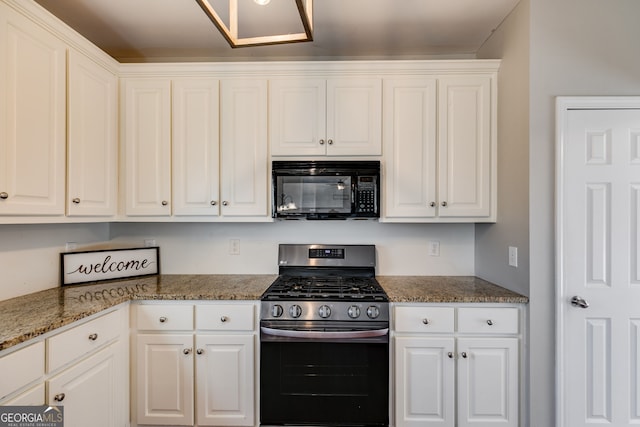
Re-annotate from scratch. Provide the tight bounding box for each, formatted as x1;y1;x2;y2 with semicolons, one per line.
263;276;387;300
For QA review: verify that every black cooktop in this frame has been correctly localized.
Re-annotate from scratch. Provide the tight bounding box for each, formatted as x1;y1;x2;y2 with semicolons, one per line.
262;275;388;301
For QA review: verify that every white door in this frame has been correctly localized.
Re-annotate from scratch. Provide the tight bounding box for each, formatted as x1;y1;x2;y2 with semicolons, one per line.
219;79;269;218
136;334;194;425
67;49;117;216
172;78;220;216
557;98;640;426
195;334;255;426
395;336;455;427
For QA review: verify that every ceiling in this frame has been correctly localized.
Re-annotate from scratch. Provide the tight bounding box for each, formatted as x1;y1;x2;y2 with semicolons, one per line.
34;0;520;63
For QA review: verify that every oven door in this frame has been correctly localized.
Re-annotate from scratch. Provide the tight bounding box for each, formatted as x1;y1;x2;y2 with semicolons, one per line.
260;321;389;426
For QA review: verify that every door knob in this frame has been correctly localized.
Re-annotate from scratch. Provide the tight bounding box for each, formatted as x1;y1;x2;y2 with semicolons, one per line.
570;296;589;308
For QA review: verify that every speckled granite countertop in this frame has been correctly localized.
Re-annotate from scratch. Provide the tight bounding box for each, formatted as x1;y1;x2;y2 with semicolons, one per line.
0;274;527;352
378;276;528;304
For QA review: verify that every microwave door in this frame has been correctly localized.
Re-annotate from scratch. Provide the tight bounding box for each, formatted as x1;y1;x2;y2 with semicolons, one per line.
276;176;352;215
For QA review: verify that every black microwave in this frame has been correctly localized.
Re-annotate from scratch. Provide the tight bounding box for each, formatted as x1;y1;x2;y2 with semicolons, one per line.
272;160;380;220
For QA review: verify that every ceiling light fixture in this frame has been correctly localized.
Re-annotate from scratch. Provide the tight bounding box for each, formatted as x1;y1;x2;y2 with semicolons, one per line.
195;0;313;48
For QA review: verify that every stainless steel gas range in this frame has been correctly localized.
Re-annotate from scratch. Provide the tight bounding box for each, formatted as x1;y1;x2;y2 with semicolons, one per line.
259;244;389;427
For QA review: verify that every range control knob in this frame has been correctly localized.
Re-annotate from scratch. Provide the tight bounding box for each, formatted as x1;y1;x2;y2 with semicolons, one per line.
289;304;302;318
271;304;283;318
318;305;331;318
366;305;380;319
347;305;361;318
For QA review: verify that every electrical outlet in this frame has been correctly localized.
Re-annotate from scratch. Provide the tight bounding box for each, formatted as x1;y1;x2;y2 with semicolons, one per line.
144;239;156;247
508;246;518;267
428;241;440;257
229;239;240;255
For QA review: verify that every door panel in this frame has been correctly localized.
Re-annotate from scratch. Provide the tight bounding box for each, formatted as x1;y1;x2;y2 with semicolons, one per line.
558;103;640;426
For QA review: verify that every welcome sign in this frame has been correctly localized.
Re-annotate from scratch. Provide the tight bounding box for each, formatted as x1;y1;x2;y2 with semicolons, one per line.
61;247;160;286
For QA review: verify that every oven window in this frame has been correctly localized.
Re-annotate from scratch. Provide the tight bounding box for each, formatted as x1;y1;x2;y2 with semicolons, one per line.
260;340;389;426
275;176;352;214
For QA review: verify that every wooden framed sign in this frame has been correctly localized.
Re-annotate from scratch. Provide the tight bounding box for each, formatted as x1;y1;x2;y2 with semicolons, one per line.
60;247;160;286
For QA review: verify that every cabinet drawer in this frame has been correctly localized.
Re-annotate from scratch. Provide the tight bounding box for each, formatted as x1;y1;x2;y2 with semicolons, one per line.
136;304;194;331
394;306;455;333
48;309;122;373
196;304;255;331
457;307;519;334
0;341;44;400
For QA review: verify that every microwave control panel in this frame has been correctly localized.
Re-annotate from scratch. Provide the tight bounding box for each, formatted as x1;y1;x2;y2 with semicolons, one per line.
356;176;377;213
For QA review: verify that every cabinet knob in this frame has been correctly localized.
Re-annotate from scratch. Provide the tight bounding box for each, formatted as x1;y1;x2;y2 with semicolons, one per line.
88;333;98;341
53;393;65;402
319;139;325;145
72;198;81;204
448;352;453;359
220;316;229;323
159;316;167;323
429;201;436;207
328;139;334;145
487;319;494;326
222;201;229;206
196;348;204;355
441;201;448;207
161;200;168;206
422;318;430;325
461;352;468;358
183;348;192;355
0;192;8;200
211;200;217;206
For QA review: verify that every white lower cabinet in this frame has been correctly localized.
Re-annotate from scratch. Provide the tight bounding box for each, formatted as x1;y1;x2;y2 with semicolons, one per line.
394;305;520;427
47;341;124;427
133;302;256;427
46;307;129;427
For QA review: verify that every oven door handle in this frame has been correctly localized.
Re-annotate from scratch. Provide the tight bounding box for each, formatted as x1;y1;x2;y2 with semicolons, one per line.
260;326;389;339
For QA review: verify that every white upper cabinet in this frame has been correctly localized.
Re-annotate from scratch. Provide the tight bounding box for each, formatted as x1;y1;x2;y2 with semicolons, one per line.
67;49;118;216
437;76;493;218
172;78;220;216
383;73;496;222
122;78;172;216
383;77;438;218
269;77;382;156
220;79;269;218
0;3;66;216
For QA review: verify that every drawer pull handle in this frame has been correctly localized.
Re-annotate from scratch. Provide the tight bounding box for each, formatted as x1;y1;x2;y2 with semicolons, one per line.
53;393;65;402
422;318;430;325
447;352;453;358
159;317;167;323
183;348;192;355
196;348;204;355
220;316;229;323
72;198;81;204
461;352;468;358
88;333;98;341
487;319;494;326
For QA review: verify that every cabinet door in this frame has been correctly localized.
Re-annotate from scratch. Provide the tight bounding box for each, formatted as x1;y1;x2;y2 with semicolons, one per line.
47;342;121;427
383;78;437;219
0;4;66;215
195;334;254;426
136;334;194;425
122;78;172;216
395;336;455;427
437;76;493;218
326;78;382;156
219;79;269;218
456;337;518;427
172;79;220;216
269;78;326;156
67;50;117;216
